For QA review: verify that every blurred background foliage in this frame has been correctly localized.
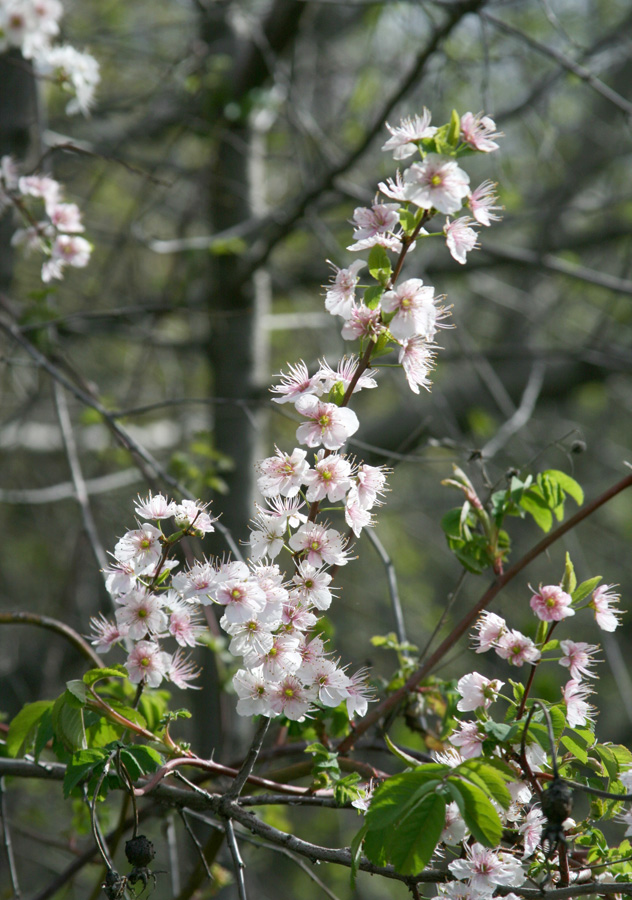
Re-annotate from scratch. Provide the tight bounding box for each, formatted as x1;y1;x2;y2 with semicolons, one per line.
1;0;632;897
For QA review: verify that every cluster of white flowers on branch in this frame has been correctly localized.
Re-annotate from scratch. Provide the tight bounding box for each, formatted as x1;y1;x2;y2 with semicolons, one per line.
0;158;92;281
0;0;100;114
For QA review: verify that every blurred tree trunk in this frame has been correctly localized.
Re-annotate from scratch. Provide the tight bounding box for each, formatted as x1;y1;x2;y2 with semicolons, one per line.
0;51;39;293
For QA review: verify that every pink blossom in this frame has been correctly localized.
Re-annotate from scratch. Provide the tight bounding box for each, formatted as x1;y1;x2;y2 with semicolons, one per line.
18;174;60;205
345;668;373;719
48;201;84;232
382;277;440;341
115;590;168;640
559;640;600;680
288;522;350;567
449;720;486;758
234;666;275;717
324;259;366;319
460;111;502;152
404;154;470;215
223;615;277;664
270;360;321;405
168;601;206;648
473;611;507;652
344;489;375;537
347;203;402;253
294;394;359;450
125;640;171;688
378;169;408;202
590;584;623;632
269;675;317;721
354;463;389;509
495;629;541;667
290;562;335;611
398;336;435;394
172;559;220;603
173;499;215;534
167;650;201;689
281;595;318;633
302;451;353;503
340;303;384;342
351;779;375;813
258;633;303;679
468;180;503;226
444;216;478;265
114;523;163;573
257;446;309;498
562;678;596;727
381;109;437;159
456;672;504;711
88;613;128;653
310;658;351;707
448;842;525;892
214;577;267;624
519;806;545;858
529;584;574;622
315;356;378;394
134;492;175;520
248;513;286;560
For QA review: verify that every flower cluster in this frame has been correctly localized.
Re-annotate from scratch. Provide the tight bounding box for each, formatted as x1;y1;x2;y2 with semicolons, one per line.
0;0;99;114
89;495;215;689
0;160;92;281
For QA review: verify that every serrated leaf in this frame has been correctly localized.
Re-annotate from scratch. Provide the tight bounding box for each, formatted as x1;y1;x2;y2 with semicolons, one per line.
595;744;618;784
561;733;588;764
367;245;392;285
544;469;584;506
482;721;519;742
66;680;88;704
7;701;54;757
447;778;503;847
388;792;446;875
457;759;512;809
366;767;448;830
572;576;602;605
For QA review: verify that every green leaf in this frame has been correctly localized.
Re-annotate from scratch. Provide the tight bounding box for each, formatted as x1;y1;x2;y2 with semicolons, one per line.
7;701;54;757
367;245;392;285
66;680;88;704
561;552;577;594
572;576;602;605
52;692;88;752
520;492;552;532
561;732;589;765
482;721;519;742
383;732;423;768
125;745;163;773
83;666;126;687
544;469;584;506
364;285;384;309
447;778;503;847
363;823;390;867
594;744;619;784
447;109;461;146
63;748;109;797
388;792;446;875
399;209;418;235
350;823;368;887
365;766;448;830
457;759;512;809
333;772;362;806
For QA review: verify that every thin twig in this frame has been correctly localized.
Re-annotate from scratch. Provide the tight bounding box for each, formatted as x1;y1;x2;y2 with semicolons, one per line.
226;717;270;801
0;776;21;899
224;819;247;900
178;810;213;879
52;381;108;573
364;529;407;647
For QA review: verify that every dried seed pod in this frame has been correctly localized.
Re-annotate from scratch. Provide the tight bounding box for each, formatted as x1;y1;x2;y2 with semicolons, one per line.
125;834;155;868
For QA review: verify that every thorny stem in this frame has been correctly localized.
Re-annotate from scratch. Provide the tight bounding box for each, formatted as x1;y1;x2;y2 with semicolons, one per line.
226;717;270;801
337;470;632;754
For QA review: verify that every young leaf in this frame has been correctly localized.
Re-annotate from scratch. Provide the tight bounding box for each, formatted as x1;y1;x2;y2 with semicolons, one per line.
544;469;584;506
383;732;423;768
572;576;602;605
520;492;552;532
63;748;109;797
367;245;392;285
457;759;512;809
83;666;127;687
350;823;368;887
365;766;448;830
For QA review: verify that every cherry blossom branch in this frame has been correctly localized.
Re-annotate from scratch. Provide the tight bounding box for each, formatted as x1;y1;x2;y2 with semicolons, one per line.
225;717;270;801
0;611;103;669
337;469;632;753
